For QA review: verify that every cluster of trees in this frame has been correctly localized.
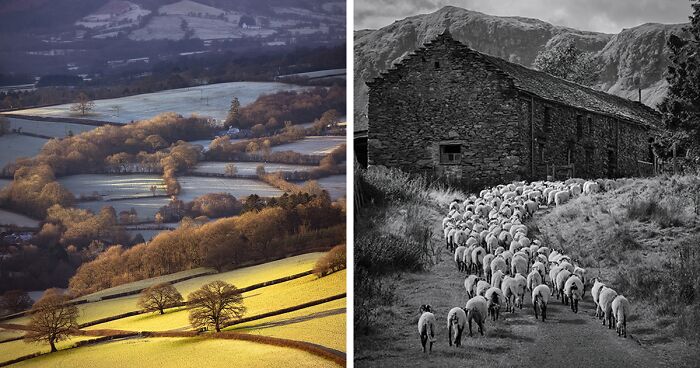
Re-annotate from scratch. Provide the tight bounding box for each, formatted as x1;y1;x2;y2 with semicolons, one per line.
312;244;346;278
205;123;307;162
281;144;346;182
0;113;212;217
533;40;599;87
155;193;244;223
0;290;33;315
68;194;345;296
230;87;345;132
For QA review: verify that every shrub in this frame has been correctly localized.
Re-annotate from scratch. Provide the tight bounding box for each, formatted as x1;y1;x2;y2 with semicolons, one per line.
313;244;346;277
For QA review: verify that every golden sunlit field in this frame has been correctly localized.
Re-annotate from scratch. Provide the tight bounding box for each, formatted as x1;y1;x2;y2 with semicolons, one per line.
10;337;341;368
0;336;97;363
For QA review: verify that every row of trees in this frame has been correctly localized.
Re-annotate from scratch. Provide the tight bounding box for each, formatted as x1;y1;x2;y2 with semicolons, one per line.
68;194;345;296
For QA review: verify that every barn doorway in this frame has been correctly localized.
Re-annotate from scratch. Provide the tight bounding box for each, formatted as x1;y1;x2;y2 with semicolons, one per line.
607;149;617;178
355;134;368;168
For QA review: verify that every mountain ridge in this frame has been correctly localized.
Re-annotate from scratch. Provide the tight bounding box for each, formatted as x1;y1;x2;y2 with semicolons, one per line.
354;6;685;131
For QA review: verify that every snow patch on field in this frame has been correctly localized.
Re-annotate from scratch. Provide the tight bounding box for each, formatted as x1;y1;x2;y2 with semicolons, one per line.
176;176;284;202
270;136;345;155
76;0;150;31
159;0;225;17
0;209;40;227
58;174;166;200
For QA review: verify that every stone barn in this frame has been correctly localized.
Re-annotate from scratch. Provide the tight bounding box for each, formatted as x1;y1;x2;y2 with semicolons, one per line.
361;30;661;188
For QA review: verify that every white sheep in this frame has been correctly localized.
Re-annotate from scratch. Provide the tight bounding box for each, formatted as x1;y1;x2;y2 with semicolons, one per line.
574;266;586;286
555;269;572;304
471;246;486;275
454;246;467;272
564;275;584;313
514;273;527;310
611;295;630;337
485;287;505;321
532;284;551;321
447;307;468;346
491;270;505;289
418;304;437;353
599;287;618;329
490;256;507;278
483;254;494;282
466;296;488;336
501;276;517;313
476;280;491;297
527;269;542;292
464;275;480;299
591;279;606;319
511;254;528;276
549;266;562;296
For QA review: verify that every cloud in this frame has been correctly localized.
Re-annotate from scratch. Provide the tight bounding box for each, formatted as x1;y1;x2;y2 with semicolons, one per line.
354;0;692;33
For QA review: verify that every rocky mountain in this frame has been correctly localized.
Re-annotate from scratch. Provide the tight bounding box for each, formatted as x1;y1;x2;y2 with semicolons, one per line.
354;6;685;130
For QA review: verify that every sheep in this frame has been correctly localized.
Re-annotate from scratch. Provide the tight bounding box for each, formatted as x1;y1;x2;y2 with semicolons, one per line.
476;280;491;297
527;269;542;292
532;284;551;322
513;273;527;309
559;261;575;274
599;287;619;329
447;307;468;346
612;295;630;337
464;275;480;299
486;234;499;253
564;275;584;313
511;254;528;276
418;304;437;353
592;279;606;318
465;296;488;336
501;276;517;313
490;256;507;277
555;269;572;304
471;246;486;275
549;266;562;296
483;254;494;282
485;287;505;321
531;261;546;280
454;246;467;272
491;270;505;289
574;266;586;286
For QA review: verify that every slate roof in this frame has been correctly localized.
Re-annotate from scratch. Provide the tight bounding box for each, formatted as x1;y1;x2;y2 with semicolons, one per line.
364;31;661;131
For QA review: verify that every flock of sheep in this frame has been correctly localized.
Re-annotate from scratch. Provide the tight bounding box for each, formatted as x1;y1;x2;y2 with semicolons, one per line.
417;178;632;353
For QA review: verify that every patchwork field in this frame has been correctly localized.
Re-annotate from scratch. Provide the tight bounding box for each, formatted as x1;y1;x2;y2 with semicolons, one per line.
270;136;345;155
75;197;170;222
229;297;346;352
0;134;47;169
85;270;345;332
176;176;284;202
312;175;346;200
10;337;339;368
192;161;316;176
58;174;166;200
10;82;308;123
4;117;96;138
0;209;40;227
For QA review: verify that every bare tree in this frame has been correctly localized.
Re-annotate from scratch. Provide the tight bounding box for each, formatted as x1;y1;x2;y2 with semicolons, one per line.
138;283;183;315
187;281;246;332
24;289;79;352
224;163;238;177
0;290;33;314
150;185;158;196
70;93;96;116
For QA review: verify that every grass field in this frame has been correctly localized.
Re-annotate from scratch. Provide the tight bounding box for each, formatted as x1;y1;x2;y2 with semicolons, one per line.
85;269;345;332
229;297;346;352
0;134;47;170
5;117;96;138
176;176;284;202
0;209;40;227
270;136;345;155
192;161;316;176
58;174;166;200
10;337;340;368
0;327;24;342
0;336;96;363
10;82;308;123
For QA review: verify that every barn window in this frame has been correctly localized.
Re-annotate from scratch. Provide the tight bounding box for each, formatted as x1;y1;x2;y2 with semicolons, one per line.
543;107;552;133
576;115;583;140
434;61;440;69
588;117;594;135
440;144;461;164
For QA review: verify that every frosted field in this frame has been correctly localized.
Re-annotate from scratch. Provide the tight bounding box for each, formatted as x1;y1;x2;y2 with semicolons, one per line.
0;134;47;169
0;178;10;189
192;161;316;175
11;82;308;124
5;117;96;137
0;209;40;227
279;69;345;79
76;197;171;221
187;137;248;151
58;174;166;200
271;136;345;155
176;176;284;202
314;174;346;200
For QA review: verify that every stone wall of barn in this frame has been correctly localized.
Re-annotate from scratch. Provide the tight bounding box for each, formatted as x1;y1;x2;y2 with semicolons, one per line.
367;37;529;189
521;95;655;180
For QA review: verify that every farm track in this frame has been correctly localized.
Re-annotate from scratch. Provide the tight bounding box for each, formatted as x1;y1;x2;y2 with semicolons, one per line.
354;206;672;368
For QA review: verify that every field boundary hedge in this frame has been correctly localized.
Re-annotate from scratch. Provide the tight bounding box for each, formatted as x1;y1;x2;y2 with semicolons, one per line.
0;113;122;127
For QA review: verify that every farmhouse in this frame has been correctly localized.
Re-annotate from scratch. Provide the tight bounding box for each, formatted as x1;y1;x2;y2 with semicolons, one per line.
360;30;662;188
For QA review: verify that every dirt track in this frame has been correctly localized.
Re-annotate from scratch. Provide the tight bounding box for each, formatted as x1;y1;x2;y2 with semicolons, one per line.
354;209;688;368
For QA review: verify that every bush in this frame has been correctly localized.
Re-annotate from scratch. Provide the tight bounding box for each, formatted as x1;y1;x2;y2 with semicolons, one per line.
313;244;346;277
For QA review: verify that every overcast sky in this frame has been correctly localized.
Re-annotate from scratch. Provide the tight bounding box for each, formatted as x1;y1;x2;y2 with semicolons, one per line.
354;0;692;33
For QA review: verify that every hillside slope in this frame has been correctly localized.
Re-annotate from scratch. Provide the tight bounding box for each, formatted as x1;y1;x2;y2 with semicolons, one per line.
354;6;684;130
